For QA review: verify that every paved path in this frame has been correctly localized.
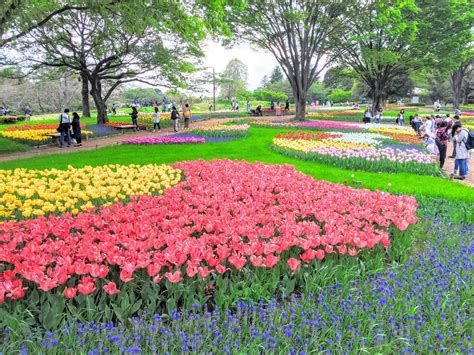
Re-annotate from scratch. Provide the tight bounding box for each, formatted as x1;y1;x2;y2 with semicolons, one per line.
0;116;245;163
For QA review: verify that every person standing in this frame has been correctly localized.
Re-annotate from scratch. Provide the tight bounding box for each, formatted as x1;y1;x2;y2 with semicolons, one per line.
435;121;449;169
171;106;179;132
285;99;290;111
270;100;275;110
452;124;470;180
374;110;381;124
183;104;191;129
57;109;72;148
246;100;251;113
71;112;82;147
153;106;161;132
162;101;167;113
275;101;282;116
363;109;372;123
130;106;139;131
397;109;405;126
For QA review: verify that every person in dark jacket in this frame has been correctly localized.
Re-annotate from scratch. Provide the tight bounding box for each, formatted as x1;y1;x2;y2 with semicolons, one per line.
71;112;82;146
130;106;139;131
171;106;180;132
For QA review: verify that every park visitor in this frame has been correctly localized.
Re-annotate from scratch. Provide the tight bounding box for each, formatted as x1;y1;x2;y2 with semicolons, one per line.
270;100;275;110
275;101;282;116
397;109;405;126
183;104;191;129
208;103;213;111
435;121;449;169
450;121;461;158
374;110;382;124
451;124;470;180
130;106;139;131
71;112;82;147
454;108;461;117
363;109;372;123
162;101;167;113
153;106;161;132
423;133;439;155
285;99;290;110
58;108;72;148
171;106;180;132
412;114;421;133
246;100;251;113
255;104;263;116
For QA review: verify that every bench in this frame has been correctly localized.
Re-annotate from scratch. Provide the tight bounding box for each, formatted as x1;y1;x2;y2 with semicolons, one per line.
45;132;89;146
113;124;138;133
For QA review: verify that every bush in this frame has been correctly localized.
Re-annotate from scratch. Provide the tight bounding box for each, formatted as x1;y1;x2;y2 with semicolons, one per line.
253;89;288;102
327;89;353;103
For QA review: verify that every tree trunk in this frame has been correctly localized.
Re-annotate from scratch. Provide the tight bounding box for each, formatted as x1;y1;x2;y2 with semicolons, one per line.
89;79;108;124
371;88;383;115
81;72;91;117
450;70;463;109
294;89;307;120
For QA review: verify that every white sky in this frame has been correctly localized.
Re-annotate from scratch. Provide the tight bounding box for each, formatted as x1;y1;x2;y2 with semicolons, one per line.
201;41;280;91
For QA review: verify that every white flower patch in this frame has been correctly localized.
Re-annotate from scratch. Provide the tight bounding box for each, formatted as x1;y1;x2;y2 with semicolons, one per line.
355;123;414;131
331;132;389;146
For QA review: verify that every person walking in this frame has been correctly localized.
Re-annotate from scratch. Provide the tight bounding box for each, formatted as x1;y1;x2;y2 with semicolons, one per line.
130;106;139;131
171;106;180;132
183;104;191;129
451;124;470;180
435;121;449;169
153;106;161;132
71;112;82;147
449;120;461;158
275;101;282;116
58;108;72;148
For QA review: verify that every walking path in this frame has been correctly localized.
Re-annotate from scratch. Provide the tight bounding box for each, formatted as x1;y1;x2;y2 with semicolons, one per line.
1;116;472;188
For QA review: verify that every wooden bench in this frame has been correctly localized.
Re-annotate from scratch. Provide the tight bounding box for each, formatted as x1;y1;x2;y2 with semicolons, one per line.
114;124;138;133
46;132;89;146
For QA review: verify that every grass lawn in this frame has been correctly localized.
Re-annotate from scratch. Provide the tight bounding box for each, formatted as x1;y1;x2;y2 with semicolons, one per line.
0;137;31;154
1;126;472;207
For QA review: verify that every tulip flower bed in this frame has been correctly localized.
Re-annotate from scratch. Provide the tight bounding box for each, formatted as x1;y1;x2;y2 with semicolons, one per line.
138;112;171;122
299;121;364;131
0;160;418;315
189;124;250;137
2;123;87;131
2;219;471;354
272;130;438;175
104;122;149;130
0;164;181;221
0;127;94;144
368;127;417;137
122;136;206;145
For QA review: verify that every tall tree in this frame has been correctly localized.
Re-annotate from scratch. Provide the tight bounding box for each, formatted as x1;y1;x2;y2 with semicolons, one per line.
323;66;354;91
450;58;473;108
230;0;351;119
12;4;210;123
218;59;248;100
333;0;473;113
269;66;283;84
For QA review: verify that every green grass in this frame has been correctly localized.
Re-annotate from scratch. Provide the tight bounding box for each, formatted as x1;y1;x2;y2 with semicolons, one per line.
0;126;472;201
0;137;32;154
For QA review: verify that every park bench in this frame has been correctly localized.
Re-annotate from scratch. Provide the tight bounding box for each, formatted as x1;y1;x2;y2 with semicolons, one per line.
113;124;139;133
45;132;89;146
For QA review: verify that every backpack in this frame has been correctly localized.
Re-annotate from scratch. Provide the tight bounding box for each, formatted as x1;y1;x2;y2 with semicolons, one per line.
463;129;474;150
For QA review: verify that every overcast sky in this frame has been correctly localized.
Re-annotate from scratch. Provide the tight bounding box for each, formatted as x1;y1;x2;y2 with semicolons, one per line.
201;41;279;91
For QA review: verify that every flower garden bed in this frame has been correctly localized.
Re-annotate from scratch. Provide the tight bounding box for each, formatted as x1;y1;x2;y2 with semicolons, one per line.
122;136;206;145
0;124;93;145
189;124;250;138
272;129;438;176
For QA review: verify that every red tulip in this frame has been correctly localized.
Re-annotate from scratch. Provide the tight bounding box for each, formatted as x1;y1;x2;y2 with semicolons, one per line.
287;258;301;273
64;287;77;299
103;282;120;295
77;276;96;295
165;271;182;283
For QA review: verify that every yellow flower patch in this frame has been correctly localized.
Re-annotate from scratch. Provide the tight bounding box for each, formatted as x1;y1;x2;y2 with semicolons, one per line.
367;128;416;137
138;112;171;122
0;129;94;142
0;164;181;221
273;138;371;152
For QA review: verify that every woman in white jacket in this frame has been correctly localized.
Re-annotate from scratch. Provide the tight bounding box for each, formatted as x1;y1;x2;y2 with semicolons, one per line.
453;125;470;180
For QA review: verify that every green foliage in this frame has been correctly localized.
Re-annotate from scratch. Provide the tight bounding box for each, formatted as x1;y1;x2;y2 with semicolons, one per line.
253;89;288;102
327;89;353;103
122;88;163;103
218;59;249;100
323;66;354;91
269;66;284;83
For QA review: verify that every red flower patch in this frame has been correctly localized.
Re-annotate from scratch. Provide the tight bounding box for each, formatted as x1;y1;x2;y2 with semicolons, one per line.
0;160;418;301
